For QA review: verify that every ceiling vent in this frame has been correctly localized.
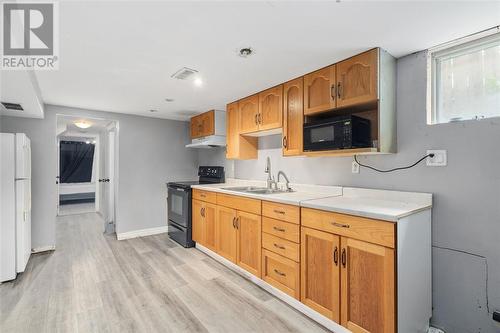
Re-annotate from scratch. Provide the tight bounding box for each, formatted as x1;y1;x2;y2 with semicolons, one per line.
1;102;23;111
171;67;198;80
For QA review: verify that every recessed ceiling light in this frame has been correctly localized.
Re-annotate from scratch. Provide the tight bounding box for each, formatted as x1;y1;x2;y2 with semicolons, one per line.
194;77;203;87
238;47;254;58
74;121;91;129
149;109;158;113
165;98;175;102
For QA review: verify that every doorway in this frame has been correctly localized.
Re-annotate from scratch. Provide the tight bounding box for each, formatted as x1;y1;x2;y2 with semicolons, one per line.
56;115;119;233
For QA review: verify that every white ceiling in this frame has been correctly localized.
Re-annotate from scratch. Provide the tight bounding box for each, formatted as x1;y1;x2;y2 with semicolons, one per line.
35;1;500;121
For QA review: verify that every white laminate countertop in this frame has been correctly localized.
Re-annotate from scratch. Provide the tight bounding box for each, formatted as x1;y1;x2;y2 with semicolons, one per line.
191;179;432;222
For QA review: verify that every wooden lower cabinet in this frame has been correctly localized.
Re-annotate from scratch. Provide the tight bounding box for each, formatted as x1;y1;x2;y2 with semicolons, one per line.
215;206;237;263
192;199;216;251
262;249;300;299
236;211;262;277
340;237;395;333
301;227;341;322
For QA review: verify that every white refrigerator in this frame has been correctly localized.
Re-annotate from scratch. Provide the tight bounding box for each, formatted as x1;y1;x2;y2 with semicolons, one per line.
1;133;32;282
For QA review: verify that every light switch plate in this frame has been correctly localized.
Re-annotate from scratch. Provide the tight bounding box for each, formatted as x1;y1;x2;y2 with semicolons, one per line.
426;150;447;166
352;161;360;174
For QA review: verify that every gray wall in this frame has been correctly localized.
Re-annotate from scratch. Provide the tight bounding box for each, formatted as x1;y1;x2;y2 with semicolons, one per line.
199;52;500;332
1;104;198;248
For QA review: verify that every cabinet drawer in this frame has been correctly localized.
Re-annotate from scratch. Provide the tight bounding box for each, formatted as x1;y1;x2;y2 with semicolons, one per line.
216;193;261;215
262;217;300;243
301;208;395;248
262;201;300;224
193;189;216;204
262;249;300;299
262;232;300;262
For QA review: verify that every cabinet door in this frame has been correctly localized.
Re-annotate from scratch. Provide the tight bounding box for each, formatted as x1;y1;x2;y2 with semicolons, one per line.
199;110;215;137
203;203;217;251
304;65;336;115
236;211;262;277
238;94;260;134
301;227;340;322
282;78;303;156
258;85;283;131
340;237;395;333
190;115;201;139
216;206;237;263
192;199;204;244
226;102;239;159
336;49;378;108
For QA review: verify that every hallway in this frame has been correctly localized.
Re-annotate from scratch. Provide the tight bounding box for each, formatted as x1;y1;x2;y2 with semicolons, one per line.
0;212;328;333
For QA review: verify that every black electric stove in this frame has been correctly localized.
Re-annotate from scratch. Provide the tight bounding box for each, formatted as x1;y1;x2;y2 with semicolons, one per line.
166;166;225;247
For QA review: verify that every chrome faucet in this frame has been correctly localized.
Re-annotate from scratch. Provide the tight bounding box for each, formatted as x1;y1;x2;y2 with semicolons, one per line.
265;157;276;190
277;170;293;192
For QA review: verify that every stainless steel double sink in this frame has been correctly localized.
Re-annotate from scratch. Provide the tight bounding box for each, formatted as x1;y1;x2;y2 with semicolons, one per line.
221;186;293;195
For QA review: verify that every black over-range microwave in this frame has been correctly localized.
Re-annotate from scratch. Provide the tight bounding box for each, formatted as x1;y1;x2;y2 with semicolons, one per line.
303;115;372;152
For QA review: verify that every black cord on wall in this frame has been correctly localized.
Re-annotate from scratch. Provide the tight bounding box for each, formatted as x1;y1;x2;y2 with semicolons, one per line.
353;153;435;173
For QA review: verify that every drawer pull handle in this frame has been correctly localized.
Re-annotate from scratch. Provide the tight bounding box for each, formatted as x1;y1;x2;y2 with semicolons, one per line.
331;222;350;228
274;269;286;277
333;246;338;266
273;209;286;215
200;194;206;198
232;217;236;229
273;243;285;250
273;226;286;232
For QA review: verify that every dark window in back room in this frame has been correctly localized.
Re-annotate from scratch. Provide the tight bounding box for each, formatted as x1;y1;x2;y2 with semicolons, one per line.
60;141;95;183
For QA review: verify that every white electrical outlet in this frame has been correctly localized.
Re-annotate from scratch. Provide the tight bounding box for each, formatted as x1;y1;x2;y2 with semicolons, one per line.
426;150;447;166
352;161;360;174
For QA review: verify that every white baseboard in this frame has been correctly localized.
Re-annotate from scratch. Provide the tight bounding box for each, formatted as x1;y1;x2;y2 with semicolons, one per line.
116;226;168;240
32;245;56;253
196;244;350;333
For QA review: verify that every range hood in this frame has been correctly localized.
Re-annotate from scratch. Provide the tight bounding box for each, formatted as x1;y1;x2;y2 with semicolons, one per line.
186;110;226;148
186;135;226;148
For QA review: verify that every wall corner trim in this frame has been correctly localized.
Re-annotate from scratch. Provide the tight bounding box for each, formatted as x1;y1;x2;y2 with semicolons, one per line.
116;226;168;241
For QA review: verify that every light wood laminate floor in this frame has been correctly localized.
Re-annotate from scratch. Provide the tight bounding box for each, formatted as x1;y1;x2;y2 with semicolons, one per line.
0;212;330;333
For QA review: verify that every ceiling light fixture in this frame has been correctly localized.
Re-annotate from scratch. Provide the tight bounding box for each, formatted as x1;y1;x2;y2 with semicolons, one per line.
74;121;91;129
85;140;90;144
238;47;254;58
194;77;203;87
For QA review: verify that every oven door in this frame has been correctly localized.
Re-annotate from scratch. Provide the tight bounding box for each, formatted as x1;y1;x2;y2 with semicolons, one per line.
167;185;191;228
303;121;344;151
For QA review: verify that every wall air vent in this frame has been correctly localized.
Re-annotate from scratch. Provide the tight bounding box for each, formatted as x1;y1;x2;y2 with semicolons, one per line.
1;102;23;111
171;67;198;80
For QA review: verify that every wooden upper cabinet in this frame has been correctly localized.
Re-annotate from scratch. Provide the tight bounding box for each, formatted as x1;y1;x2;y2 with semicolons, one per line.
226;102;258;160
258;85;283;131
301;227;341;322
304;65;336;115
340;237;395;333
215;205;237;263
282;78;303;156
236;211;262;278
190;110;215;139
337;49;378;108
238;94;260;134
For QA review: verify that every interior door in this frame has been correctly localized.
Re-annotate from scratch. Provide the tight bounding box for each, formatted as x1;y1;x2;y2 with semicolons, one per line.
215;205;237;262
236;211;262;277
304;65;336;115
336;48;378;108
340;237;395;333
238;94;259;134
283;77;303;156
301;227;340;322
15;179;31;273
258;85;283;131
203;202;217;251
107;130;116;224
192;199;204;244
